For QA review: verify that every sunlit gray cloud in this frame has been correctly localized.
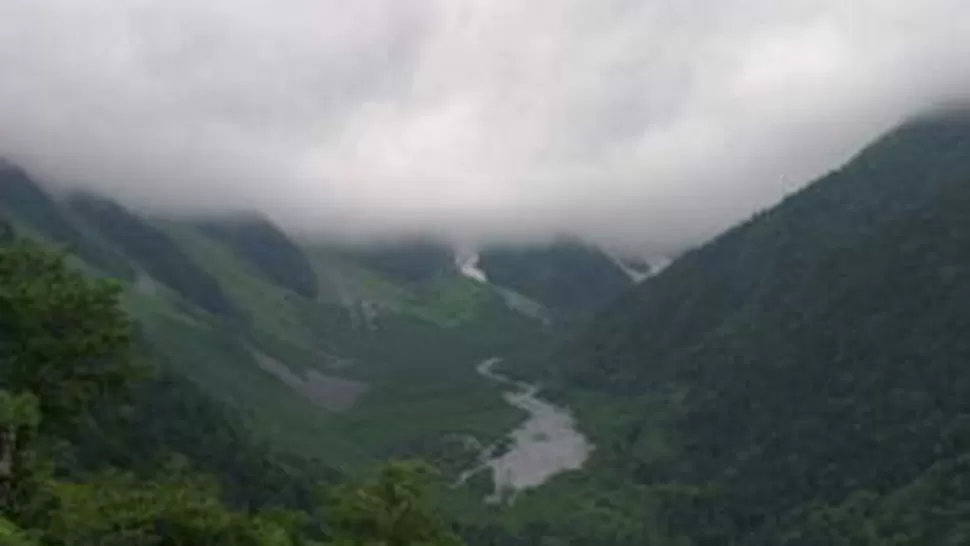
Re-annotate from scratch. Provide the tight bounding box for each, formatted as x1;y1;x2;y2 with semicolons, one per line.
0;0;969;254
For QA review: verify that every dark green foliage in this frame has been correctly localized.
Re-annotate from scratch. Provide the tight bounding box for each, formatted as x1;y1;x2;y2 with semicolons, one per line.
68;359;339;512
0;391;40;430
326;461;463;546
67;194;236;317
552;112;970;543
0;166;133;277
198;216;318;298
0;230;146;523
569;113;970;390
343;241;455;284
764;454;970;544
0;237;140;426
44;467;300;546
0;218;13;242
0;515;37;545
0;228;466;545
479;240;631;315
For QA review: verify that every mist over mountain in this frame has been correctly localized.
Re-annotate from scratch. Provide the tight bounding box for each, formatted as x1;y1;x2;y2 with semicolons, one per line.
4;11;970;538
2;1;970;254
6;1;970;545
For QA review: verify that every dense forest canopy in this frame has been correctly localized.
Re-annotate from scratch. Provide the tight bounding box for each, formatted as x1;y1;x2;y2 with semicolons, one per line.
0;224;465;545
66;194;238;317
478;240;632;316
196;216;320;299
540;112;970;544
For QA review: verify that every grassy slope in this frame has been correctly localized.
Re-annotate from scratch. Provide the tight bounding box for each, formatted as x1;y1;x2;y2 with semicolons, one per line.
155;224;548;471
301;243;547;458
0;184;551;477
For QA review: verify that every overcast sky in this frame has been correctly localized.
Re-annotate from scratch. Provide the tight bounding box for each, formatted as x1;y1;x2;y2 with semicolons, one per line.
1;1;969;253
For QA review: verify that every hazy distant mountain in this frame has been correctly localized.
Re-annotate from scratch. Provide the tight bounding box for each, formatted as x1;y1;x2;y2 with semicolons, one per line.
330;237;633;318
478;239;633;316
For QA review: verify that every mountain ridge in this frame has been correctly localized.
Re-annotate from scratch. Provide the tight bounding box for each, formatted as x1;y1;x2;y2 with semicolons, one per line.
8;111;970;544
0;164;631;484
509;111;970;544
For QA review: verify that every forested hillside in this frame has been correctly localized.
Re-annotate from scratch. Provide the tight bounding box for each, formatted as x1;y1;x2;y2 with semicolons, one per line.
0;161;621;544
0;162;633;545
0;219;467;545
479;240;633;317
67;194;238;317
533;111;970;544
0;162;565;476
8;111;970;545
196;215;320;299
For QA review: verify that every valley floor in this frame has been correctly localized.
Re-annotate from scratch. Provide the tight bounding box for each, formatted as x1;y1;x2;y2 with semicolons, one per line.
456;358;593;504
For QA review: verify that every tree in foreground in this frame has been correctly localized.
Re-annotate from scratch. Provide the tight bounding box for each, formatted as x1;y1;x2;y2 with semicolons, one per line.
0;229;463;545
0;236;140;421
0;234;142;518
0;515;37;546
325;461;465;546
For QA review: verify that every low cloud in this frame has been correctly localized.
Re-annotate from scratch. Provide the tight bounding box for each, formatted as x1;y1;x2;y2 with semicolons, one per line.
1;0;969;253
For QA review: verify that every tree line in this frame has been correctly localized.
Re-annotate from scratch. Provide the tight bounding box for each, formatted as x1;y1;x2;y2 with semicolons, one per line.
0;221;465;545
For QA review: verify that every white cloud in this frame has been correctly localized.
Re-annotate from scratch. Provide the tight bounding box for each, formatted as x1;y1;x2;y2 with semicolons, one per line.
1;0;968;252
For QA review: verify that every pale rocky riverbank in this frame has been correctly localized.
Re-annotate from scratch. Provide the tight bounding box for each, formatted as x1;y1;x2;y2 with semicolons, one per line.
458;358;593;504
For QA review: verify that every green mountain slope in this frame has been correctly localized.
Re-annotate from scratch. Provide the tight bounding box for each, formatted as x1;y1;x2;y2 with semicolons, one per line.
0;171;556;478
67;194;238;317
0;166;133;277
526;111;970;544
479;239;633;317
9;112;970;544
338;240;457;285
0;224;464;545
569;113;970;392
331;237;633;320
196;215;319;299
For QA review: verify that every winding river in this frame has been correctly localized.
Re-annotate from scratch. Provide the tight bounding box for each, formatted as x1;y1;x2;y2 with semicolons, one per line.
458;358;593;504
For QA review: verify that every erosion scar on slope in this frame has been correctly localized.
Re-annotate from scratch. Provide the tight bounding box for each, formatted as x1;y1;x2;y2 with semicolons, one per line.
253;351;368;411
